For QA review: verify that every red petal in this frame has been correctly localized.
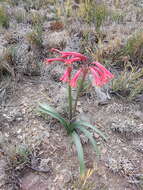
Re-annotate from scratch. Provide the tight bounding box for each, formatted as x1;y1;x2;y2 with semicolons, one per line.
60;67;72;82
92;62;114;79
51;48;61;53
62;52;87;61
65;57;81;64
70;69;82;87
90;67;104;86
44;58;65;63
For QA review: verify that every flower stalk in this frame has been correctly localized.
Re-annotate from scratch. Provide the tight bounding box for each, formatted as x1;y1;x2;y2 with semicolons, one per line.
68;71;72;121
73;69;87;115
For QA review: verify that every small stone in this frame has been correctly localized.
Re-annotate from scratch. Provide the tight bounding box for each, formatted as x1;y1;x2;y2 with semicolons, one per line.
54;170;71;186
5;133;9;137
80;134;88;144
17;129;22;134
77;107;83;113
101;147;107;154
77;101;81;106
134;111;143;121
98;101;109;106
21;173;49;190
38;124;45;130
43;131;50;138
94;132;100;139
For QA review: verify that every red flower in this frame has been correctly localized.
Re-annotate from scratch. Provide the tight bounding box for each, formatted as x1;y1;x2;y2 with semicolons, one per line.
90;67;104;86
60;67;72;82
89;62;114;86
44;57;81;65
91;67;108;85
70;69;83;87
92;62;114;79
44;49;114;87
70;63;114;88
51;48;87;61
44;49;84;85
64;57;81;64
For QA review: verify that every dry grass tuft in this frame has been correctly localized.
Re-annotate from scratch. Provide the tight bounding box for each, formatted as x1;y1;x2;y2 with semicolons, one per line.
81;31;121;63
3;46;17;66
29;10;46;26
71;168;96;190
0;46;17;80
4;32;19;44
111;64;143;100
13;8;26;23
110;30;143;69
70;166;107;189
26;25;43;48
123;31;143;65
0;5;9;28
21;0;55;10
77;1;109;30
0;61;14;79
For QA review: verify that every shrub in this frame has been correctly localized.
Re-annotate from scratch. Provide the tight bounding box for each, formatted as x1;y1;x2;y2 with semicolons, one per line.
13;8;26;23
123;31;143;65
26;25;43;48
77;1;109;30
111;64;143;100
0;46;17;80
29;10;46;26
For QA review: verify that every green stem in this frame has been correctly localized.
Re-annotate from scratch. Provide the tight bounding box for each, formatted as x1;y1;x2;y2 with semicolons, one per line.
73;70;87;115
68;83;72;121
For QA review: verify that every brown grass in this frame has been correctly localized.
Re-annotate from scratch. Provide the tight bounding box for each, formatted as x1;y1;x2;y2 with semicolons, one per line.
111;64;143;100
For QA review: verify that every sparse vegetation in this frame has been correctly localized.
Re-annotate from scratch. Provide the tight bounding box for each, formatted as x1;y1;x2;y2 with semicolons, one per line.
29;10;46;26
123;31;143;64
4;31;18;44
21;0;55;10
3;46;17;66
26;25;43;48
0;46;17;79
111;64;143;100
77;1;109;30
0;0;143;189
13;8;26;23
71;168;96;190
0;5;9;28
111;10;124;23
6;144;31;167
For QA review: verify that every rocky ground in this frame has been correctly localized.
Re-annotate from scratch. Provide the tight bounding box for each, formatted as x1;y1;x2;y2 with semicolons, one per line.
0;0;143;190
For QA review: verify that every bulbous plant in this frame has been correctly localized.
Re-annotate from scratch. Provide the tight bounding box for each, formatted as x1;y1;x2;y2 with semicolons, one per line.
38;48;114;176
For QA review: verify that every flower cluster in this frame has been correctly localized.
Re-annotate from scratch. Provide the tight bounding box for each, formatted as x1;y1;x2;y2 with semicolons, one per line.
44;48;114;87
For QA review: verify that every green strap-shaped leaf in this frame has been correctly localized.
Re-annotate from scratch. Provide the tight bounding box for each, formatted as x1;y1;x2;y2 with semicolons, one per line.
72;131;85;176
39;103;68;125
75;125;100;156
39;103;58;113
38;107;66;125
69;121;79;131
38;103;69;132
74;121;107;141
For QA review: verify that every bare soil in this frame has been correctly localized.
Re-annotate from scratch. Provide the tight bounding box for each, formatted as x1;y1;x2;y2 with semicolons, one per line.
0;75;143;190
